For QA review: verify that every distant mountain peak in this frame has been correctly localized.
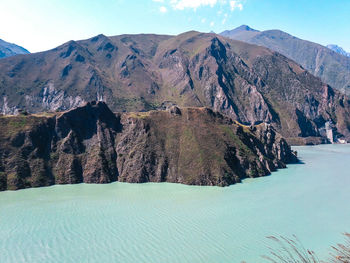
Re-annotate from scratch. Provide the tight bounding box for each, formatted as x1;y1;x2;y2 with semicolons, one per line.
220;25;260;39
0;38;30;59
327;44;350;57
234;25;259;32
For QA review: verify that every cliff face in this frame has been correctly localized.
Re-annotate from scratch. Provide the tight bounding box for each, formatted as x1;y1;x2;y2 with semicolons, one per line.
0;102;296;191
0;32;349;143
0;102;120;190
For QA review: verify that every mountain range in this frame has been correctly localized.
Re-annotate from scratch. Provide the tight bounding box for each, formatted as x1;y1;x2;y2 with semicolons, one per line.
0;31;349;144
0;39;29;59
220;25;350;95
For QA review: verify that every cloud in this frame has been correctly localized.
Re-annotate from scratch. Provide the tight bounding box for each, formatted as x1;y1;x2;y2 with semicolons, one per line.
152;0;244;12
210;21;215;27
159;6;168;12
170;0;218;10
201;18;206;23
229;0;243;11
220;12;228;24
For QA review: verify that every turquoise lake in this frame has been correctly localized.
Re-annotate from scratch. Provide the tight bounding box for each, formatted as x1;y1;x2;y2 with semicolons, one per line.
0;144;349;263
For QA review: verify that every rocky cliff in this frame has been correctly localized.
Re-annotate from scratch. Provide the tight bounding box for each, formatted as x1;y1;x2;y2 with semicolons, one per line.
0;102;296;191
0;32;349;143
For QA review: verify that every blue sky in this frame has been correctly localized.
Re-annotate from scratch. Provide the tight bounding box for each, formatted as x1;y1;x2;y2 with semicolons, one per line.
1;0;349;53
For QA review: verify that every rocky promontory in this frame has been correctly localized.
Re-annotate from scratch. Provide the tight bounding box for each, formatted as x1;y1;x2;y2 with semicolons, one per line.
0;102;297;191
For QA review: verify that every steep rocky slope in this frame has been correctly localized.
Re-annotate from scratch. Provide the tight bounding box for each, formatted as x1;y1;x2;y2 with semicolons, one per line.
220;25;350;95
0;39;29;59
0;102;296;191
0;31;349;142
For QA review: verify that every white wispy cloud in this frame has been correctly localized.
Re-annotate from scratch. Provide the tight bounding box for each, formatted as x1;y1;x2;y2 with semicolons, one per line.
152;0;244;13
159;6;168;12
222;14;228;24
229;0;243;11
210;21;215;27
170;0;218;10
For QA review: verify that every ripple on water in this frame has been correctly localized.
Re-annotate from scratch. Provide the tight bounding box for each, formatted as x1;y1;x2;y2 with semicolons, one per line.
0;144;350;263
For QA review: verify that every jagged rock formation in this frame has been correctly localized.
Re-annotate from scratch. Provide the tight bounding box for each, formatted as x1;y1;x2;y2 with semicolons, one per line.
0;38;29;59
0;102;296;191
220;25;350;96
0;31;349;143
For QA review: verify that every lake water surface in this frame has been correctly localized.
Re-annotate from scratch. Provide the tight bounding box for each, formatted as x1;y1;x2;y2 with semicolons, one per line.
0;144;349;263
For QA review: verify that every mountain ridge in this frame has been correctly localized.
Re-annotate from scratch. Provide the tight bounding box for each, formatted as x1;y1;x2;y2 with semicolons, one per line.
220;25;350;95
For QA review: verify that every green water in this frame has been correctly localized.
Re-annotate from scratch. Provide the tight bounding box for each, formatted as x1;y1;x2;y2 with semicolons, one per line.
0;144;349;263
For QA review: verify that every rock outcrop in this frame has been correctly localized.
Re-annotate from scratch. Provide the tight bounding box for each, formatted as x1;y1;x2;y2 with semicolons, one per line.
0;102;296;191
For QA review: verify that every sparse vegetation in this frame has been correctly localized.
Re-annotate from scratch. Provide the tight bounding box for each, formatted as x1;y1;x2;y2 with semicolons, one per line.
263;235;321;263
330;234;350;263
0;115;48;138
262;234;350;263
127;111;153;119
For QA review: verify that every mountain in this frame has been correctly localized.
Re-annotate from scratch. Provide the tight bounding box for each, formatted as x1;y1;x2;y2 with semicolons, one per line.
327;44;350;57
0;39;29;59
0;101;296;191
220;25;350;95
221;25;260;41
0;31;349;143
